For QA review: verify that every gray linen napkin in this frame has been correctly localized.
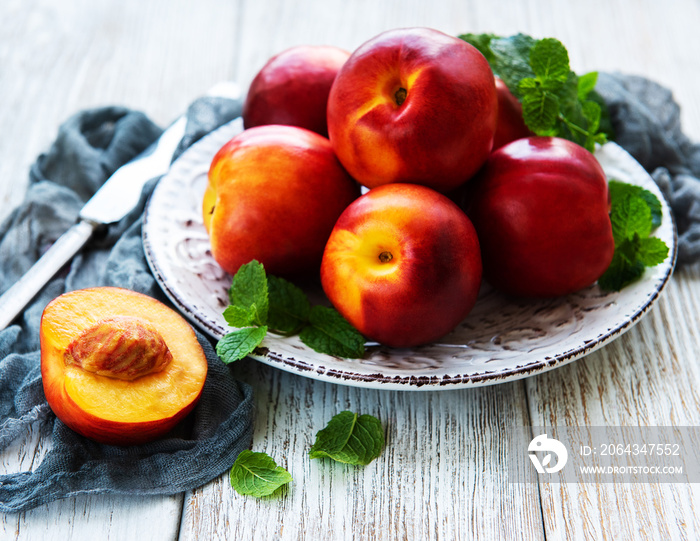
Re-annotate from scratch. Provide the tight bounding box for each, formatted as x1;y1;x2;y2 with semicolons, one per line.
597;72;700;264
0;97;253;513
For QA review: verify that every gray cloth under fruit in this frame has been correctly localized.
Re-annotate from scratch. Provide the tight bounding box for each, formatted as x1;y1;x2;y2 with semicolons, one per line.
1;72;699;513
597;72;700;264
0;96;253;513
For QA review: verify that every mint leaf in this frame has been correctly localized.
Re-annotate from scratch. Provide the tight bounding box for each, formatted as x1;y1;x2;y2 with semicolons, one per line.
518;77;538;91
643;194;663;228
267;275;311;334
458;32;497;63
458;32;610;152
589;89;615;141
611;194;652;243
299;306;365;359
228;260;268;326
638;236;670;266
554;72;585;133
309;411;384;465
230;450;292;497
578;72;598;100
608;180;663;228
488;33;537;98
599;180;669;291
217;261;364;361
223;305;258;328
582;100;602;134
598;249;645;291
529;38;570;84
521;89;559;132
216;326;267;363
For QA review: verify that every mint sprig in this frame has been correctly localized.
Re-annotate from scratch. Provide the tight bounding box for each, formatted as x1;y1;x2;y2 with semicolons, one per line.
216;260;365;364
217;326;268;361
267;275;310;335
300;306;366;359
229;450;292;497
309;411;384;465
608;180;663;228
598;180;670;291
227;259;268;326
460;32;612;152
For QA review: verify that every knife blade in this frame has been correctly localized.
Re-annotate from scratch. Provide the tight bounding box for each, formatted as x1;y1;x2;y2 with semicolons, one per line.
0;114;187;330
80;115;187;225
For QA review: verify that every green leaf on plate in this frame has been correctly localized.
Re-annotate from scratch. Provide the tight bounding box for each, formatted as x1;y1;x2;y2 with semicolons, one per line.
637;236;670;266
598;179;670;292
228;260;268;326
216;326;268;364
267;275;311;334
299;306;365;359
610;194;652;243
608;180;663;229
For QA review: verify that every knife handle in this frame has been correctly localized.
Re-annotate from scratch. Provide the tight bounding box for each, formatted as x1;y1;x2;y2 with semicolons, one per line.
0;220;96;330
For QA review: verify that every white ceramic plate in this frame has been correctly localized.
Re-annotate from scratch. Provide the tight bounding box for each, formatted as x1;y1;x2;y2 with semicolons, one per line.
142;118;677;390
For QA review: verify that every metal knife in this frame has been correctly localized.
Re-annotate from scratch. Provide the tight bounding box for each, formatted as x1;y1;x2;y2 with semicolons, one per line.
0;115;187;330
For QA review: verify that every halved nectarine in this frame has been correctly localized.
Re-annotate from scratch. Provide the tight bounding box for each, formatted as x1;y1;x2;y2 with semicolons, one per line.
40;287;208;446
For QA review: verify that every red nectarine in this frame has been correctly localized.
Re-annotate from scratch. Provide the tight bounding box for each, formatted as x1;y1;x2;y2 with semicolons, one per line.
493;77;532;150
243;45;350;137
321;183;482;347
327;27;498;193
465;137;615;297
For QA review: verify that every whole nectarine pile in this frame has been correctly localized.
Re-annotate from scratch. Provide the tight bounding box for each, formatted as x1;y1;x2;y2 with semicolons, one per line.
206;26;622;351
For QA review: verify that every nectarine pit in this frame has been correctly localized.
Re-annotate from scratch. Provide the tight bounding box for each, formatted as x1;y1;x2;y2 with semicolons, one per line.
64;316;173;381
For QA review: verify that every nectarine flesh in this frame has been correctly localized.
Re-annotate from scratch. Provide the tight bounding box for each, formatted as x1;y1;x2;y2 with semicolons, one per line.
40;287;208;445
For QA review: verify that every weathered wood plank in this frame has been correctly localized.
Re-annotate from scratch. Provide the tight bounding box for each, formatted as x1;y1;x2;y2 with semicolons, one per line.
0;0;241;223
525;268;700;540
180;359;544;541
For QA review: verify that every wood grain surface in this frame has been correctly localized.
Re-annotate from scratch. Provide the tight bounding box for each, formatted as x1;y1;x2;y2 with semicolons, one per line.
1;0;699;539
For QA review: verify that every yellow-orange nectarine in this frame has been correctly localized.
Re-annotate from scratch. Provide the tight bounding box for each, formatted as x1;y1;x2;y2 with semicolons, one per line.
203;125;360;277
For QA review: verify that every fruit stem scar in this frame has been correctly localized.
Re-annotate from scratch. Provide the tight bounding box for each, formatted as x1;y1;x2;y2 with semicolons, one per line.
394;87;407;106
378;251;393;263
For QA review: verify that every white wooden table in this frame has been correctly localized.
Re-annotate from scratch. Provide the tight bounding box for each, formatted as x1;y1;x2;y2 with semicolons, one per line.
2;1;699;539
